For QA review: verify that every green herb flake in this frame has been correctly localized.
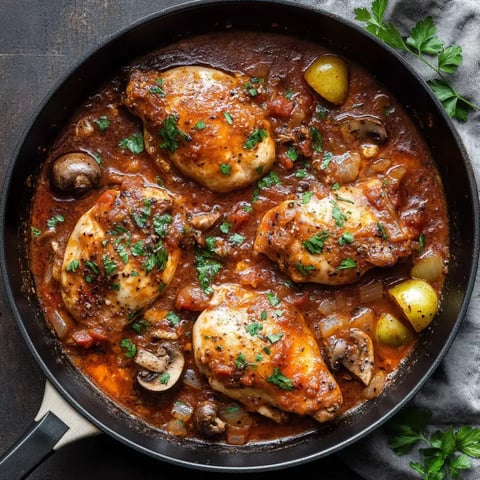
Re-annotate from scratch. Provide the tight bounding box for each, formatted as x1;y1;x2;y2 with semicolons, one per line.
310;126;323;153
153;213;172;238
66;259;80;272
220;163;232;176
338;232;354;246
266;333;284;344
103;254;117;275
131;319;150;334
31;226;42;237
94;116;110;132
194;119;206;130
159;114;190;152
287;146;299;162
302;191;314;205
266;292;281;307
320;151;334;170
120;338;137;358
47;214;65;229
246;322;263;336
223;111;233;125
229;232;245;245
243;128;268;149
118;132;144;154
418;233;426;252
303;230;330;254
166;311;180;326
336;258;357;270
330;200;348;227
267;367;294;391
297;263;316;276
377;222;388;240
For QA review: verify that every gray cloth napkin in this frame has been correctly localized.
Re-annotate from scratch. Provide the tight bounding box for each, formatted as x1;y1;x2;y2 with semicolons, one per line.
306;0;480;478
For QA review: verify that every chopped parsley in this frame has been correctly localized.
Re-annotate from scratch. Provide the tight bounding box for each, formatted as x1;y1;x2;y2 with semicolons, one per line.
310;126;323;153
159;114;189;152
330;200;348;227
243;128;268;149
94;115;110;132
338;232;355;245
220;163;232;176
149;78;166;96
166;311;180;326
303;230;330;254
195;248;222;295
153;213;172;238
46;214;65;229
337;258;357;270
297;262;316;276
66;259;80;272
377;222;388;240
194;119;205;130
320;151;334;170
120;338;137;358
118;132;144;154
266;292;281;307
267;367;294;391
223;111;233;125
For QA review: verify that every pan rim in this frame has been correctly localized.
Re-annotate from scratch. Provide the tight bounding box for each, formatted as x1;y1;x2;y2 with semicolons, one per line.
1;0;479;472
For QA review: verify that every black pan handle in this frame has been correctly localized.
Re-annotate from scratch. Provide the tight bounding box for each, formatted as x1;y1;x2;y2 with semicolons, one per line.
0;381;100;479
0;411;69;479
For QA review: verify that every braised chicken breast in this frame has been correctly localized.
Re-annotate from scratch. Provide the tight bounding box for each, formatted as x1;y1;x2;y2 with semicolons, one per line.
254;177;414;285
192;284;343;423
59;180;180;332
124;66;276;192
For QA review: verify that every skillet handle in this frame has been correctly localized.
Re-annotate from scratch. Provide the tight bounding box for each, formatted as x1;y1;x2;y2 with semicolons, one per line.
0;380;100;479
0;411;69;480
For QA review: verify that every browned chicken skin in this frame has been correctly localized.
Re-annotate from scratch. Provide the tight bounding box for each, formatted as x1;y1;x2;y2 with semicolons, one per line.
254;177;414;285
124;66;276;192
192;284;343;423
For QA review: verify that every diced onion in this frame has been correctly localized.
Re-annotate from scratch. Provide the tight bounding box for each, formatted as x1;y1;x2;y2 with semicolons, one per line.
318;296;336;316
358;279;384;304
171;401;194;422
166;418;188;437
411;254;443;282
219;403;246;424
318;314;347;338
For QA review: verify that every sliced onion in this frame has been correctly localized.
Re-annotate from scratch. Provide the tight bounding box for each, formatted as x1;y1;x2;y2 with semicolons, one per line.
411;254;443;282
50;309;70;340
182;368;203;390
358;279;384;304
362;370;386;400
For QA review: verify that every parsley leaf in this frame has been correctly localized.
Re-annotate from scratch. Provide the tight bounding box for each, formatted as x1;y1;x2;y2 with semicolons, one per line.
354;0;479;120
119;132;144;154
387;406;480;478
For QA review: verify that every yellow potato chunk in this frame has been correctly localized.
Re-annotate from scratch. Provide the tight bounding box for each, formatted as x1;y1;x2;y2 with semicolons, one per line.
304;54;349;105
375;313;413;347
388;279;439;332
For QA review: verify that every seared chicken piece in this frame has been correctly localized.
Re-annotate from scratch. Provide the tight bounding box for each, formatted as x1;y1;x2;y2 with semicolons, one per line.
60;180;180;332
254;177;414;285
192;284;343;423
124;66;276;192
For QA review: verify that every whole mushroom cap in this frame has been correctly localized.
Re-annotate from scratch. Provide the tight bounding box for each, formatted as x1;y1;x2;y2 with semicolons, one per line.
50;152;101;196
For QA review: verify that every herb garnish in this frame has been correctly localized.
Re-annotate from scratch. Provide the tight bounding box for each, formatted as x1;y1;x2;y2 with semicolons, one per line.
119;132;144;154
387;406;480;479
243;128;268;149
159;114;189;152
303;230;330;254
354;0;480;120
267;367;294;391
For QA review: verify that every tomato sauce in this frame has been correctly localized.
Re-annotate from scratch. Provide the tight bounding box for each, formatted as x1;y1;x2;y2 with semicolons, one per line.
28;30;449;444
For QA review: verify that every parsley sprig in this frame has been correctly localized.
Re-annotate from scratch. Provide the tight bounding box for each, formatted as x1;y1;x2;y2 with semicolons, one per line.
354;0;479;121
387;406;480;479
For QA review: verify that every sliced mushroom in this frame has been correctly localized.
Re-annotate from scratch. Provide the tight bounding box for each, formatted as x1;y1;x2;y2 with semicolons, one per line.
50;152;101;196
193;400;226;437
325;328;374;386
135;342;185;392
188;208;221;231
338;115;388;145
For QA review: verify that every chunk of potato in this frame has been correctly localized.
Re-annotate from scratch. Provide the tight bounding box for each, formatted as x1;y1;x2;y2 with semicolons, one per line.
304;54;349;105
388;279;439;332
375;312;413;347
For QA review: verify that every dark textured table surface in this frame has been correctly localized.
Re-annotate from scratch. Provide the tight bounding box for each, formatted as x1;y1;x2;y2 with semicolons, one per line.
0;1;363;478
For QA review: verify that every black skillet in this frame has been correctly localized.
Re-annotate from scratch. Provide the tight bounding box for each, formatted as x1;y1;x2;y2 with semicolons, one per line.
1;0;479;478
